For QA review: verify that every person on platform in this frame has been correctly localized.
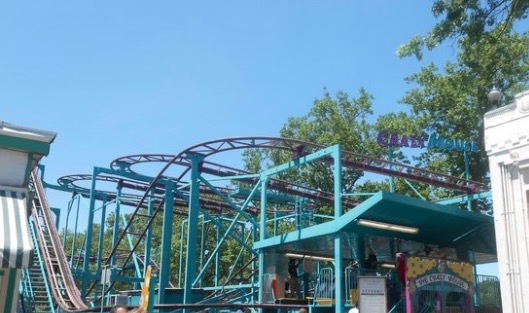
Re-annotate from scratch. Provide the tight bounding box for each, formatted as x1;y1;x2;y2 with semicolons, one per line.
348;302;359;313
110;305;128;313
288;258;303;298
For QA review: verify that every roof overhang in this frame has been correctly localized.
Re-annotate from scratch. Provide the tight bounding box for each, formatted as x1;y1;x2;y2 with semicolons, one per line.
255;191;496;263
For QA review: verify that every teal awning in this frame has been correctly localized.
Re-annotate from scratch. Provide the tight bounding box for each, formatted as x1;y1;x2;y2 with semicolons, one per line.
0;188;33;268
256;191;497;264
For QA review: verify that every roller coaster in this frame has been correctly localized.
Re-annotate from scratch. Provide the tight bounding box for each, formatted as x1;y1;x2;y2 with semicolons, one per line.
19;137;500;313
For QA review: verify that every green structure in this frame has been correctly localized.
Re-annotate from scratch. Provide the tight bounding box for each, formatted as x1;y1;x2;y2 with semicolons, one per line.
0;121;56;313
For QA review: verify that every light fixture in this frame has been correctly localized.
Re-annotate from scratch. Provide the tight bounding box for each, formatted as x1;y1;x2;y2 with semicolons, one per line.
487;86;503;108
285;253;334;262
357;219;419;234
380;262;396;269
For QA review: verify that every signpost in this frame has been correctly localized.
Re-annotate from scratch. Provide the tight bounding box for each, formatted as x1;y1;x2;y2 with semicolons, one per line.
358;276;387;313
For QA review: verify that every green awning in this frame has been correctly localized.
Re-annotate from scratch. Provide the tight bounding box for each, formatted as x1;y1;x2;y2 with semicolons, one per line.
0;188;33;268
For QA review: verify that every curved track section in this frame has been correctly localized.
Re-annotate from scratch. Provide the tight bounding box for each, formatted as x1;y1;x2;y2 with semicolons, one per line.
30;169;89;312
111;137;486;193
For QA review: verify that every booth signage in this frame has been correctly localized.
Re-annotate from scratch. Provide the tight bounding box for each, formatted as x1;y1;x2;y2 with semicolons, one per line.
414;273;470;291
376;131;478;153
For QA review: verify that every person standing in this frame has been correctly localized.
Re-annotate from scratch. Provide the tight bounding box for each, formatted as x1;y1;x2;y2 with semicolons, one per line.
348;302;359;313
288;258;302;298
110;305;128;313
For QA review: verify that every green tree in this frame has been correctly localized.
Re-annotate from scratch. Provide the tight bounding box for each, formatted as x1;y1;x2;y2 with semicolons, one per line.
274;88;384;193
398;0;529;60
477;277;502;307
396;3;529;211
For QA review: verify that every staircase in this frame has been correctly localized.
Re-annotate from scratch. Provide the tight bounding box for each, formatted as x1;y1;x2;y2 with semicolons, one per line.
21;215;56;313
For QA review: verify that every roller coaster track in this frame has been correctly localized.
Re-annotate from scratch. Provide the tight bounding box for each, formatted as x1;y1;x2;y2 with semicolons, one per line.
30;169;89;312
24;136;488;310
93;137;488;298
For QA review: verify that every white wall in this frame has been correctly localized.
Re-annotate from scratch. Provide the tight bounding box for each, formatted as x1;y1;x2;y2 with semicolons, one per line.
485;90;529;313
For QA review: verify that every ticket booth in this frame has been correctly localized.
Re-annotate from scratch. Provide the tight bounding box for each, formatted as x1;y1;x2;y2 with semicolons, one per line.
400;255;475;313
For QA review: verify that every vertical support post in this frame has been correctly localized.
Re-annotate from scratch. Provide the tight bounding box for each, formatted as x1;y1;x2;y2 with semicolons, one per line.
70;196;81;267
199;215;206;288
258;175;269;308
273;210;278;236
470;251;479;305
178;220;187;288
464;150;472;211
63;198;73;248
82;167;99;296
112;181;123;266
389;146;395;193
183;153;204;310
215;217;221;287
252;220;258;304
97;195;108;273
333;145;343;313
144;188;155;274
158;179;175;305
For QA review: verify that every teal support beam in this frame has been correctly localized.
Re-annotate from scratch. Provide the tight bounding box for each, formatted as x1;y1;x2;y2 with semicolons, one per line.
260;145;338;177
388;147;394;192
252;220;258;304
112;182;123;266
96;194;108;274
62;200;72;249
357;239;366;271
436;191;491;205
199;176;259;228
193;213;254;286
183;153;204;309
148;277;157;313
464;150;471;211
333;145;344;313
178;220;187;288
158;180;175;305
333;144;342;218
144;188;155;275
70;196;81;267
258;175;269;307
81;167;100;296
215;217;221;287
335;234;344;313
200;215;206;288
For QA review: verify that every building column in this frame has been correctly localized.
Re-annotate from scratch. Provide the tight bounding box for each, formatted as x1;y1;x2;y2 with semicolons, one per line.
484;90;529;313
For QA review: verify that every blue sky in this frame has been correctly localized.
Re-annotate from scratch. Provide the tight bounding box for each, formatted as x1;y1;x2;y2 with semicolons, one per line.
1;1;497;275
1;1;453;187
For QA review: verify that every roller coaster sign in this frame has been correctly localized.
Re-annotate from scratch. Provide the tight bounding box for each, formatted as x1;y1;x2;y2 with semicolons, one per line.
376;131;478;153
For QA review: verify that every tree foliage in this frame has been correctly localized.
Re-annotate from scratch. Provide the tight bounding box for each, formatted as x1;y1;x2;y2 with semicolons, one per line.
398;0;529;60
272;88;386;193
394;1;529;213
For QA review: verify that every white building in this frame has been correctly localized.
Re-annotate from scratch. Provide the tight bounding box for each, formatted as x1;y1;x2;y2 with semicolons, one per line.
485;90;529;313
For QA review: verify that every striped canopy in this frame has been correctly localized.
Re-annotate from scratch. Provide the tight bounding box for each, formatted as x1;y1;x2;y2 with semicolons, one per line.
0;188;33;268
